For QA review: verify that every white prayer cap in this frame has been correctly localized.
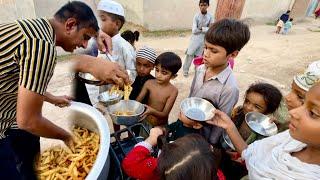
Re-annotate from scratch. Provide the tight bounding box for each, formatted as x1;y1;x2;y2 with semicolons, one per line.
97;0;125;17
294;60;320;91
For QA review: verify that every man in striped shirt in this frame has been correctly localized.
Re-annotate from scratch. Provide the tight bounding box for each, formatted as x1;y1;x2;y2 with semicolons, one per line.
0;1;128;179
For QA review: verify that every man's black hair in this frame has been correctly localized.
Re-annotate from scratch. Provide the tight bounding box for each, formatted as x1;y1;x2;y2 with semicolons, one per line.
199;0;209;6
54;1;99;32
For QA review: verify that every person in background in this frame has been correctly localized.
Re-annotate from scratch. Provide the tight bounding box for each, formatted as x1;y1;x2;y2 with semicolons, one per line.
276;10;290;34
121;30;140;50
183;0;214;77
315;8;320;19
282;18;293;35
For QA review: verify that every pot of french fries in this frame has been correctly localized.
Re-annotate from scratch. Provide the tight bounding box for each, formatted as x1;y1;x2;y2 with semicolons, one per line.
36;102;110;180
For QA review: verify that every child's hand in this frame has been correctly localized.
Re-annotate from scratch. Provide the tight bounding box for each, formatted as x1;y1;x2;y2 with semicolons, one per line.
146;127;164;146
206;109;235;131
178;111;193;122
140;105;154;120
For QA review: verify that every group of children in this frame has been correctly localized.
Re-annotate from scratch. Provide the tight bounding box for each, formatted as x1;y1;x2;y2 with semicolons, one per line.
73;0;320;179
119;5;319;180
276;10;293;35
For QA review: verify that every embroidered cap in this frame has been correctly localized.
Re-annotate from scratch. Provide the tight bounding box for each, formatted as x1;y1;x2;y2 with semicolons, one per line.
294;60;320;91
136;46;157;64
97;0;125;17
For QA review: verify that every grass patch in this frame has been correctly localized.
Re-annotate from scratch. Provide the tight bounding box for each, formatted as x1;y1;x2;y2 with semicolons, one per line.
57;54;73;61
266;22;276;26
308;28;320;32
143;29;190;37
121;22;191;38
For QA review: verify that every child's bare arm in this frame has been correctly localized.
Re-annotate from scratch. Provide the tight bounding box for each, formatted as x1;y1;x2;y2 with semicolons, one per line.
136;81;150;102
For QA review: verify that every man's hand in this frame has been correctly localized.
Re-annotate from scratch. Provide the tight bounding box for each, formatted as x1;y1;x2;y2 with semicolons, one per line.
45;93;73;108
97;30;112;53
90;58;130;86
63;135;76;153
52;95;73;107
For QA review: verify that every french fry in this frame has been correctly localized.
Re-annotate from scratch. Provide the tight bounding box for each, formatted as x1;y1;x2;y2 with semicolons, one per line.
124;84;132;100
36;127;100;180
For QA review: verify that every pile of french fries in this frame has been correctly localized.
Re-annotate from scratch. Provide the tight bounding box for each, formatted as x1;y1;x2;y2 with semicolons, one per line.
36;127;100;180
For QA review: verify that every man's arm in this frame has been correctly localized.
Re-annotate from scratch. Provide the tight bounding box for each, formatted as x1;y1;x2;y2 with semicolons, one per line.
72;54;129;86
44;92;72;107
17;86;71;142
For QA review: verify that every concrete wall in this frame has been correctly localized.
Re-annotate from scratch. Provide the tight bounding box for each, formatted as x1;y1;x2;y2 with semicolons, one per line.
291;0;311;20
142;0;216;31
241;0;293;22
0;0;36;23
33;0;99;18
115;0;144;26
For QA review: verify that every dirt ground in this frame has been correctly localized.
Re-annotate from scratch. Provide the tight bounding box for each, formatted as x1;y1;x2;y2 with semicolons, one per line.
41;18;320;147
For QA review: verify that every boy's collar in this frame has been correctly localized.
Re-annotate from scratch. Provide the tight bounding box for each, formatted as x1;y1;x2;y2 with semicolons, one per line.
200;64;232;84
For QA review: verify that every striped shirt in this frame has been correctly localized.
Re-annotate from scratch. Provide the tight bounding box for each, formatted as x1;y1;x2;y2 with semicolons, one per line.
0;18;56;138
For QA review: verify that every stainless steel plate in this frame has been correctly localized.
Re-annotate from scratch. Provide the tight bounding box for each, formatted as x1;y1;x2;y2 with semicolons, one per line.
97;91;123;106
223;131;235;150
180;97;215;121
245;112;278;136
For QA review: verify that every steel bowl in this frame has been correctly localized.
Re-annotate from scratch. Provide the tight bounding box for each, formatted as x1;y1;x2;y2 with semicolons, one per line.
245;112;278;136
180;97;215;121
77;72;101;85
107;100;145;126
98;91;123;106
222;131;235;150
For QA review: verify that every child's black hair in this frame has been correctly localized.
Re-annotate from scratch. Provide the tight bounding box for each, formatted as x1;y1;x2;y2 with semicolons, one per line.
155;52;182;75
289;18;293;21
121;30;140;44
245;83;283;114
199;0;209;6
157;134;219;180
205;18;250;55
54;1;99;31
106;12;125;30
